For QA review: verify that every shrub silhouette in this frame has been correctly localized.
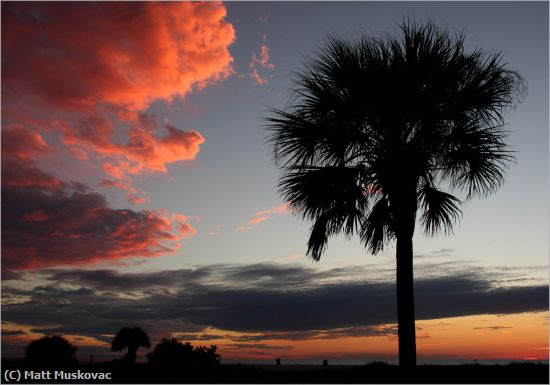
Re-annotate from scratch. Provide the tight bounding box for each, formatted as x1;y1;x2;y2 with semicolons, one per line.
193;344;221;367
25;335;77;367
147;338;194;368
147;338;220;369
111;326;151;363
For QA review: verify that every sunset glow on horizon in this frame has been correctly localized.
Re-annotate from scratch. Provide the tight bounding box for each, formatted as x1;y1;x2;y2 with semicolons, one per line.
1;1;548;365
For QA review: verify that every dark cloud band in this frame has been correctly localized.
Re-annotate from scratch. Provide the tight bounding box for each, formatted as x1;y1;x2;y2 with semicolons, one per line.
2;263;547;344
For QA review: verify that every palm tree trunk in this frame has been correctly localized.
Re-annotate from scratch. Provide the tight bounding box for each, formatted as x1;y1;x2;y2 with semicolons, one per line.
126;346;138;363
396;233;416;368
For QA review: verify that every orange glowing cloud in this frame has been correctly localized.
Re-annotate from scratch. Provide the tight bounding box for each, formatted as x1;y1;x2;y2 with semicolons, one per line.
3;2;234;187
237;203;289;232
254;203;289;217
249;216;269;225
172;213;199;239
62;114;205;178
2;131;198;270
2;2;235;111
2;3;226;270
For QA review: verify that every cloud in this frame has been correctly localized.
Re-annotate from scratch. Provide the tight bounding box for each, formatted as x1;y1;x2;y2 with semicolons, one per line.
237;203;289;232
254;203;289;217
2;263;547;346
1;125;49;160
249;44;275;84
250;68;268;85
229;326;398;342
63;115;205;177
250;45;275;70
2;181;183;270
2;2;234;187
99;178;150;205
472;326;513;330
226;343;293;351
2;134;197;270
3;2;235;112
2;330;26;336
249;216;269;225
278;254;303;263
172;213;199;239
1;126;63;189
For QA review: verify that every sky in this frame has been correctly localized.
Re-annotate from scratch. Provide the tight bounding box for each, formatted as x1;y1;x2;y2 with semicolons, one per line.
1;1;548;364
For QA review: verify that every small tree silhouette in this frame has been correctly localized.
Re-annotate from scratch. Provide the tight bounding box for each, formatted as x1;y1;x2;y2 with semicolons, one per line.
111;326;151;363
147;338;194;368
147;338;221;369
193;344;221;367
25;335;77;367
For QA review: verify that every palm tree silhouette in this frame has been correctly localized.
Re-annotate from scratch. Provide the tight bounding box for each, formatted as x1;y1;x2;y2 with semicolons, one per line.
267;20;524;368
111;326;151;363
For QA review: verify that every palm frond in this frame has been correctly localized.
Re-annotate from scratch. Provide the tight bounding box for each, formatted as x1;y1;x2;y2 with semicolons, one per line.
359;196;394;255
306;209;340;261
441;120;515;199
279;165;368;224
265;19;523;261
418;183;462;236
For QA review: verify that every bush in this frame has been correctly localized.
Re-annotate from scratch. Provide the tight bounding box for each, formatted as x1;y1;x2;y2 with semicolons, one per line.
25;335;77;368
147;338;220;370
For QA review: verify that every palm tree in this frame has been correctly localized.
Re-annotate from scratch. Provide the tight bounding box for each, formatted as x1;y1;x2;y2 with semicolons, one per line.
267;20;524;368
111;326;151;363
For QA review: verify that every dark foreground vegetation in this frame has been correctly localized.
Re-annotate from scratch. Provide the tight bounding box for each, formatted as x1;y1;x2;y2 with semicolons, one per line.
7;330;546;384
2;359;548;384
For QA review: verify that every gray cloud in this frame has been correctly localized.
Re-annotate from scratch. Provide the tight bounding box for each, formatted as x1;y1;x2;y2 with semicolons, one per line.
2;330;26;336
472;326;513;330
2;262;547;359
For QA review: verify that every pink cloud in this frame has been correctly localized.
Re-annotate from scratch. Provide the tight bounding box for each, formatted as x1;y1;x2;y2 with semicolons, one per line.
2;135;196;271
128;195;150;205
3;2;234;187
2;185;181;270
172;213;198;238
249;216;269;225
254;203;289;217
1;126;62;189
250;45;275;70
237;203;289;232
1;3;232;270
66;146;90;160
62;116;205;177
2;125;49;160
250;68;268;85
3;2;235;112
2;172;197;271
249;44;275;84
99;178;149;206
100;179;136;193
